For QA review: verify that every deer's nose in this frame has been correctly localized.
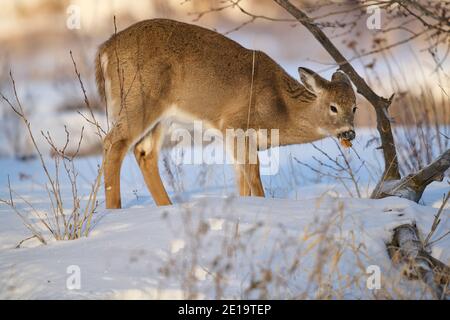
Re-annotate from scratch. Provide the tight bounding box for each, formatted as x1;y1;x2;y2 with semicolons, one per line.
341;129;355;141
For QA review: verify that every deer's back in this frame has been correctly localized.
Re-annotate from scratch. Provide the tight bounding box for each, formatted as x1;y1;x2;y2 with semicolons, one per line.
96;19;283;127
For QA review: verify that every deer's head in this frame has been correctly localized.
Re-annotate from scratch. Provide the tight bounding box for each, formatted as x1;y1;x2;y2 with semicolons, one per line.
298;67;357;141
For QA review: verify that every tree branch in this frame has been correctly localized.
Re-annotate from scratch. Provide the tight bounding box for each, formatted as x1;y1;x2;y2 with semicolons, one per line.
373;149;450;202
273;0;401;186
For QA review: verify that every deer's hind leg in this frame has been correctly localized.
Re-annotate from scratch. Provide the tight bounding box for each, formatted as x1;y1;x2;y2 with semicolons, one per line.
103;123;134;209
134;122;172;206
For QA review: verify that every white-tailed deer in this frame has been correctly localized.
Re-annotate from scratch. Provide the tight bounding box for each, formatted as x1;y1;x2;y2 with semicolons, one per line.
95;19;356;209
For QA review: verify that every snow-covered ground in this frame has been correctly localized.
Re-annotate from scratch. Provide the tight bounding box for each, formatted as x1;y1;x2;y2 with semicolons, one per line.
0;129;448;299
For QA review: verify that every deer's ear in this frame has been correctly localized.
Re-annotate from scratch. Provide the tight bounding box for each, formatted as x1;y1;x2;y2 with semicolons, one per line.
298;67;327;94
331;70;352;86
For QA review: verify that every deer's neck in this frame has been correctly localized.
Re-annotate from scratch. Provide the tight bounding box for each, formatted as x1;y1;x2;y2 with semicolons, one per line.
264;73;324;146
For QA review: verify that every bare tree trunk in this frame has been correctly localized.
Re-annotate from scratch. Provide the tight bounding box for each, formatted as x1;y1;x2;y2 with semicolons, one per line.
273;0;401;185
387;223;449;299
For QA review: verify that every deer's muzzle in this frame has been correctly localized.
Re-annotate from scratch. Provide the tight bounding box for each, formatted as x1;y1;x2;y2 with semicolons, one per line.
337;129;355;141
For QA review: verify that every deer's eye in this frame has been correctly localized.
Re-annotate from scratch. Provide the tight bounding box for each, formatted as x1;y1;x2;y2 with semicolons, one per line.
330;105;338;113
353;106;357;113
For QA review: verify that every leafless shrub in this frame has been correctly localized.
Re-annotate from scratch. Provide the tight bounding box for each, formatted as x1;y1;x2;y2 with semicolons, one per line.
0;70;104;244
293;140;376;198
0;59;31;159
392;87;449;176
424;191;450;248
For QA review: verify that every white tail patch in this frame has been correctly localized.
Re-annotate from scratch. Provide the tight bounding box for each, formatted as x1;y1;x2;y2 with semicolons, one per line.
101;53;117;124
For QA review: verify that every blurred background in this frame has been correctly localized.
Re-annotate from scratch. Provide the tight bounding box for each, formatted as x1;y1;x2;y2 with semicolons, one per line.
0;0;448;160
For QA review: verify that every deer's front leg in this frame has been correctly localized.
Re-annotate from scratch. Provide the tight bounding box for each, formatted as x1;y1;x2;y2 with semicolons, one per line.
237;164;251;196
234;136;265;197
236;162;265;197
248;160;265;197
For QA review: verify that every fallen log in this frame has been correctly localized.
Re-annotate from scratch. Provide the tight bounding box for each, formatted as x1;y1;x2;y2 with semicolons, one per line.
387;223;450;299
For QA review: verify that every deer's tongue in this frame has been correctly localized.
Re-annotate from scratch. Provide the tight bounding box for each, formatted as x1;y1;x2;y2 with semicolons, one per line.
337;132;353;148
339;137;352;148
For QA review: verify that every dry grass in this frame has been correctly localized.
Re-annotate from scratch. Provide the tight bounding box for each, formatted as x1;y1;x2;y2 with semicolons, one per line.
156;195;439;299
366;50;449;175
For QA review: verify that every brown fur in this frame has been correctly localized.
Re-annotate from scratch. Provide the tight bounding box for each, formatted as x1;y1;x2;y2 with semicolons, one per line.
95;19;356;208
94;46;106;104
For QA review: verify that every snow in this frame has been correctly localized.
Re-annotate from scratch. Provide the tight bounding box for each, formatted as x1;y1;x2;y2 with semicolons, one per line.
1;194;448;299
0;129;448;299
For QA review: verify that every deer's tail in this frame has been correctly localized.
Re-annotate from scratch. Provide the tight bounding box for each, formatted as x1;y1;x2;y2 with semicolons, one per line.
94;45;107;103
